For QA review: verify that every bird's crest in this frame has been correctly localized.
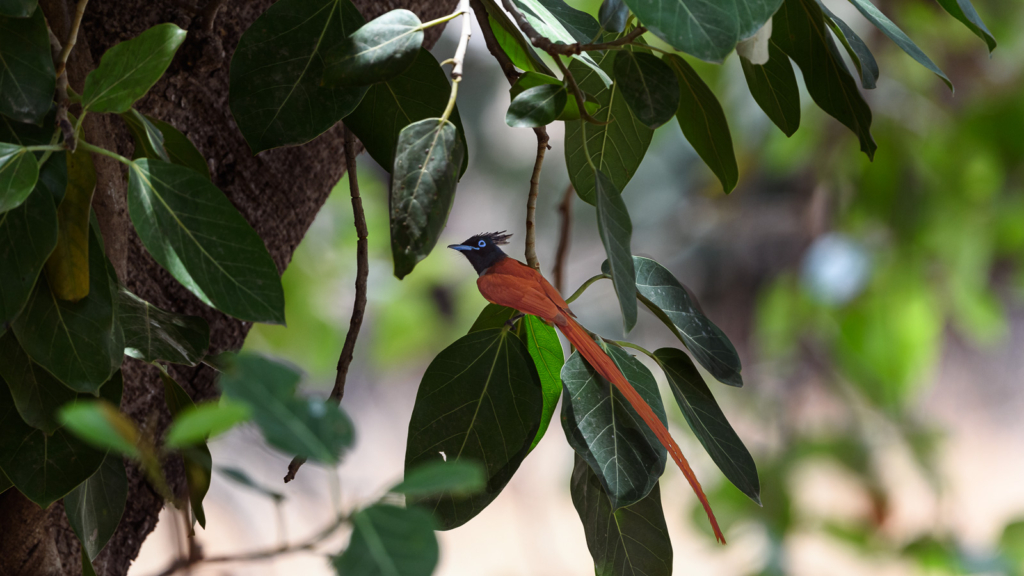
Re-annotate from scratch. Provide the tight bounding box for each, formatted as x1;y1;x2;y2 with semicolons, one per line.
481;231;512;245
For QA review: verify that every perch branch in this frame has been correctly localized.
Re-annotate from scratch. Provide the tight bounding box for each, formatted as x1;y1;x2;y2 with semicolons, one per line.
469;0;520;85
525;128;549;270
553;183;574;292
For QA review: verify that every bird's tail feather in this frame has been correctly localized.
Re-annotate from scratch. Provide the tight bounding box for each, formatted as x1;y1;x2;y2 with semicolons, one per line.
558;317;726;544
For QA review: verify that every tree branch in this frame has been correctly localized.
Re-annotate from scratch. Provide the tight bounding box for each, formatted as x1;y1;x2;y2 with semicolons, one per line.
55;0;88;77
552;183;574;292
469;0;520;84
525;127;549;270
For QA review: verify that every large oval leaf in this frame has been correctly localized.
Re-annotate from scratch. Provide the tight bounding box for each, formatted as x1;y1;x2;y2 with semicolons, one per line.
126;114;210;179
404;328;543;530
119;287;209;365
521;315;563;450
612;51;679;129
0;331;77;434
654;347;760;504
664;54;739;194
0;143;38;213
229;0;367;153
11;227;120;393
331;504;439;576
0;371;121;508
560;345;667;510
570;455;672;576
510;72;598;121
737;0;785;39
0;9;54;124
505;84;567;128
64;453;127;561
510;0;611;87
82;23;187;113
122;109;170;163
598;0;630;33
741;40;801;136
323;9;424;86
622;0;739;63
847;0;950;90
0;161;57;326
390;118;465;279
595;168;638;333
127;158;285;324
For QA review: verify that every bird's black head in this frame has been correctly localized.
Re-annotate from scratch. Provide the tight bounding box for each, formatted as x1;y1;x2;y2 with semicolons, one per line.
448;231;511;274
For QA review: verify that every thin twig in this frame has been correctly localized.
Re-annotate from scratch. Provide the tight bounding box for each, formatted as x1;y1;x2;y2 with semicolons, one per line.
525;128;549;270
55;0;88;77
553;56;606;126
553;183;574;292
440;0;473;123
285;127;369;483
499;0;645;56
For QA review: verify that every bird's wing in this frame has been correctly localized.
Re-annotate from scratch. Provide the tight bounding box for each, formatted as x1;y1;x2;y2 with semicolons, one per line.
477;273;567;326
487;258;573;316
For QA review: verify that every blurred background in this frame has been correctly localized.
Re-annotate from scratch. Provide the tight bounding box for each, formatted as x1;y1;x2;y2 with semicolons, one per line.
130;0;1024;574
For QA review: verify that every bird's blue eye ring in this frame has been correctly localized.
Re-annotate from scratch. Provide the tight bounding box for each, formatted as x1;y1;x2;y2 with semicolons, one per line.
478;239;486;248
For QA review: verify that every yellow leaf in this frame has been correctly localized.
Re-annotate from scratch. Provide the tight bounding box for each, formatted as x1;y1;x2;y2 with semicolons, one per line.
44;148;96;301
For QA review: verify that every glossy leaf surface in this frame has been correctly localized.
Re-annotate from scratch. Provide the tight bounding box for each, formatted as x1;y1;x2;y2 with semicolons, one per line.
521;315;563;450
613;51;679;129
819;3;878;90
506;84;567;128
0;9;54;124
82;23;187;113
64;454;127;560
737;0;785;38
741;41;800;136
122;109;169;162
119;287;209;365
323;9;423;86
622;0;739;63
509;72;598;121
598;0;629;32
0;163;58;326
0;143;38;213
595;169;638;333
480;0;553;75
510;0;611;86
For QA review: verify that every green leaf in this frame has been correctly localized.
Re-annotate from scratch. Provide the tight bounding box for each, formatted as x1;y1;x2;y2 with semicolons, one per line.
323;9;423;86
391;460;487;498
0;162;58;325
218;354;354;463
0;331;77;434
570;455;672;576
510;0;611;87
609;256;743;386
740;41;801;136
44;147;95;301
773;0;875;159
405;328;542;529
934;0;995;52
64;454;127;560
847;0;951;90
480;0;554;75
82;23;187;113
118;287;210;365
613;51;679;129
819;3;878;90
59;400;141;458
332;504;438;576
0;9;54;124
159;370;212;527
122;109;170;162
0;143;38;213
11;226;120;393
0;0;36;17
505;84;567;128
0;371;121;508
664;54;739;194
595;169;638;333
390;118;465;279
0;106;56;146
654;347;760;503
229;0;367;152
561;346;667;509
737;0;784;38
599;0;629;33
127;158;285;324
164;400;250;448
509;72;598;121
469;303;517;333
521;315;562;450
146;117;210;179
622;0;739;63
565;45;653;205
344;49;468;176
217;466;284;501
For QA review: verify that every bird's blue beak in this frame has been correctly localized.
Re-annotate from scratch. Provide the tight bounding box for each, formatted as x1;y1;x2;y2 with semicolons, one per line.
448;244;474;251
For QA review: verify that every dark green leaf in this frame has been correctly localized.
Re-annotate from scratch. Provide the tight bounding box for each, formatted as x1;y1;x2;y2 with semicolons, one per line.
390;118;464;279
599;0;629;32
181;444;212;528
218;354;354;463
0;371;121;508
0;0;36;17
469;303;517;333
59;400;141;458
122;109;169;162
934;0;995;52
391;460;487;498
217;466;284;501
664;54;739;194
570;455;672;576
64;454;127;560
595;169;637;334
11;227;120;393
0;331;76;434
146;117;210;179
0;143;38;212
82;24;187;113
819;3;878;90
0;9;54;124
165;401;250;448
405;328;542;529
614;51;679;129
737;0;785;39
127;158;285;324
521;315;562;450
0;164;58;325
565;45;652;205
480;0;554;75
344;49;468;176
229;0;367;152
654;347;760;503
847;0;950;90
118;287;210;365
561;346;667;509
505;84;567;128
741;41;801;136
0;469;10;494
511;0;611;86
36;145;66;204
0;107;55;146
622;0;739;63
332;504;438;576
82;550;97;576
773;0;875;159
509;72;598;121
323;9;423;86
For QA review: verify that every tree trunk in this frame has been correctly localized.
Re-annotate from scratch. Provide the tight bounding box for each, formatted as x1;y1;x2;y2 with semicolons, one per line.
0;0;458;574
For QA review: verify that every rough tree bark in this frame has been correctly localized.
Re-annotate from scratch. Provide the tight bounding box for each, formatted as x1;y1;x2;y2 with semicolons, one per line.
0;1;458;574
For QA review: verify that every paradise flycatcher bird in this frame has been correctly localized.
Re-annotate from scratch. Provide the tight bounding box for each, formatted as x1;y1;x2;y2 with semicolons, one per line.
449;231;724;543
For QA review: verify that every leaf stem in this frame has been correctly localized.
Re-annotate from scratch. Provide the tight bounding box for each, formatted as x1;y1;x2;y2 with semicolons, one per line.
56;0;89;77
440;0;472;124
417;8;465;31
608;339;657;360
566;273;610;304
24;145;65;153
78;140;132;166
